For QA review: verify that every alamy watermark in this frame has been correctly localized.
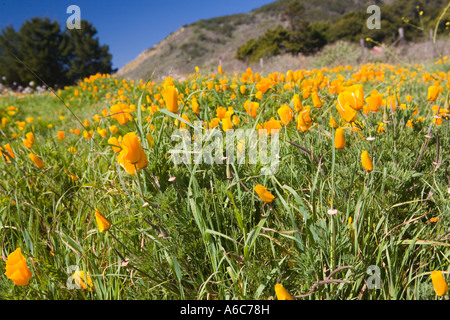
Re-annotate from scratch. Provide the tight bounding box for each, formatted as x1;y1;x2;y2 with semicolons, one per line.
66;5;81;30
366;265;381;290
169;121;280;175
66;265;82;290
367;5;381;30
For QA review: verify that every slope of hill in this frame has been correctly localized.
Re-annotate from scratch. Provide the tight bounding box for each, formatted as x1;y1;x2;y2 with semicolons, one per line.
116;0;375;80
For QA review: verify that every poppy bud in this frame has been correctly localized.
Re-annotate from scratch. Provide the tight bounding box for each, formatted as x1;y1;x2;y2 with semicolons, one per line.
431;270;448;296
29;153;45;168
334;127;346;149
274;283;294;300
95;208;111;233
361;150;373;172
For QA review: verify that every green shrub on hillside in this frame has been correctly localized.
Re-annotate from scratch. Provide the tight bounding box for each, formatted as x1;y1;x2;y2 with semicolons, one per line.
236;26;291;62
236;22;329;63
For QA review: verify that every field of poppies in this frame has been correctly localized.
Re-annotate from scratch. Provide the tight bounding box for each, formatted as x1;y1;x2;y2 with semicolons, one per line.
0;59;449;300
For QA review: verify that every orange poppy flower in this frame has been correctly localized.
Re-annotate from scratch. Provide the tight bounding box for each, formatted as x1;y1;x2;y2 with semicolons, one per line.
274;283;294;300
361;150;373;172
334;127;346;149
95;208;111;232
5;248;32;286
118;132;148;175
254;185;275;203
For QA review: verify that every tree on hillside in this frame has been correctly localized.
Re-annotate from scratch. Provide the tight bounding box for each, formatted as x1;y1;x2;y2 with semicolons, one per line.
16;17;70;87
328;11;365;43
236;26;292;63
236;23;329;63
281;0;305;31
0;26;22;88
284;21;329;55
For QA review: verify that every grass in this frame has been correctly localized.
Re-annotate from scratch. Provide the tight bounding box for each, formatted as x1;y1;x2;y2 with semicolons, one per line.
0;60;449;300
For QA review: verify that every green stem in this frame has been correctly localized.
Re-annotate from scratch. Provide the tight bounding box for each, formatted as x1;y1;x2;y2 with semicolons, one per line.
330;126;336;270
433;2;450;58
134;164;145;201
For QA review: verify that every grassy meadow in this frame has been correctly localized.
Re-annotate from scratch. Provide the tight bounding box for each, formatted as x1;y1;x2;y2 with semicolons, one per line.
0;58;449;300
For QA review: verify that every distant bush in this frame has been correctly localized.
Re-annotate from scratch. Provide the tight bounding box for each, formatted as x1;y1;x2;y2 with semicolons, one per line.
236;23;329;63
236;26;290;63
179;42;209;59
285;21;330;55
309;40;362;68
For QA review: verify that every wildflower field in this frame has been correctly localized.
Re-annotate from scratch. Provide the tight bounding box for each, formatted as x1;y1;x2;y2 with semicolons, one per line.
0;59;449;300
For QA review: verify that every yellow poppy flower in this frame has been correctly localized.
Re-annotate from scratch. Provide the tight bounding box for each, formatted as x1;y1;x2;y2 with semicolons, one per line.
232;115;240;126
108;137;121;153
162;85;179;113
29;153;45;169
67;146;77;155
97;127;107;138
95;208;111;233
175;114;190;129
296;107;312;132
83;129;94;140
5;248;32;286
216;106;228;119
110;103;132;125
263;117;281;135
109;125;119;135
23;132;34;149
291;94;303;112
361;150;373;172
191;97;200;114
329;116;339;129
254;185;275;203
336;91;358;123
427;85;441;102
1;143;15;163
274;283;294;300
118;132;148;175
255;78;271;93
277;104;293;126
430;271;448;297
311;90;322;109
244;100;259;118
336;84;364;121
72;128;81;136
73;270;94;291
222;117;233;131
334;127;346;149
365;92;383;112
348;84;364;109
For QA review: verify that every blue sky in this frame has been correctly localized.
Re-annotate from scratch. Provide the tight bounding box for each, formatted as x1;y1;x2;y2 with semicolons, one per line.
0;0;275;70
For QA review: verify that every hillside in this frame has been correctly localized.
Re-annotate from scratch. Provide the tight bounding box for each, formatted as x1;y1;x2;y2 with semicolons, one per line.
116;0;448;81
116;0;376;80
